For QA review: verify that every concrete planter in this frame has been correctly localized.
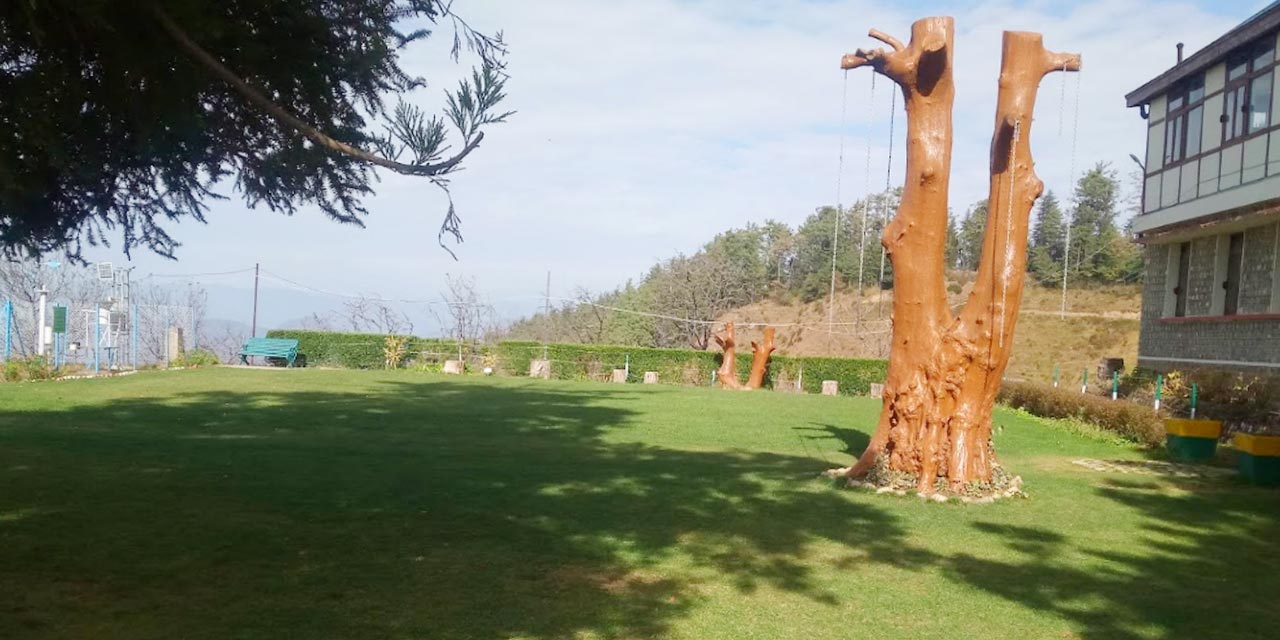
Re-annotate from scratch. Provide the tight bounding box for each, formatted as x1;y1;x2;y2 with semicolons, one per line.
1234;433;1280;487
1164;419;1222;462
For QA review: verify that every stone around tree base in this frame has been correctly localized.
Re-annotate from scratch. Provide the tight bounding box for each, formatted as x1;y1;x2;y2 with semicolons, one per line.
828;457;1025;503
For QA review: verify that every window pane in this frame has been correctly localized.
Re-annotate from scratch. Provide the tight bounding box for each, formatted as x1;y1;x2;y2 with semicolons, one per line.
1224;88;1240;140
1186;106;1203;156
1169;91;1184;111
1229;58;1249;80
1188;76;1205;103
1253;44;1274;70
1249;72;1272;132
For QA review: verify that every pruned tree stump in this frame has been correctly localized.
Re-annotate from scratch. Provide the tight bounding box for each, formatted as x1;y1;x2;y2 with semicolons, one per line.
821;380;839;396
443;360;464;375
643;371;659;384
611;369;627;383
838;18;1080;495
529;359;551;379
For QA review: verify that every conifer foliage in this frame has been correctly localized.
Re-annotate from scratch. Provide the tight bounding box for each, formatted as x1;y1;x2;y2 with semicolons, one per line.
0;0;511;260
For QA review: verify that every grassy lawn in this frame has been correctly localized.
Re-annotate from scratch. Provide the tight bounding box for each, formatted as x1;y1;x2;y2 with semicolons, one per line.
1;368;1277;639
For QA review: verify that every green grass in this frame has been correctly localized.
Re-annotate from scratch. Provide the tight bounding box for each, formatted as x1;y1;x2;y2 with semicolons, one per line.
1;368;1277;639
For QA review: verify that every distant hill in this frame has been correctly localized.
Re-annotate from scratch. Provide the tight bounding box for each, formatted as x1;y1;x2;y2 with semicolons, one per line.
715;281;1141;383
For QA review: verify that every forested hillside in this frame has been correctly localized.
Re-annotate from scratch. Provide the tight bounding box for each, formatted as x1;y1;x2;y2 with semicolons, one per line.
506;162;1144;364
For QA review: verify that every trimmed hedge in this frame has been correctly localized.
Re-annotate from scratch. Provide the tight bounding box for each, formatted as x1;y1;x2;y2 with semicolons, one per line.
998;380;1164;447
265;330;456;369
265;331;889;395
493;341;887;396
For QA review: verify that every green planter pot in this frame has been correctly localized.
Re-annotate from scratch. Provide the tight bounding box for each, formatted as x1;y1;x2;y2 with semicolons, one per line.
1235;434;1280;487
1164;419;1222;463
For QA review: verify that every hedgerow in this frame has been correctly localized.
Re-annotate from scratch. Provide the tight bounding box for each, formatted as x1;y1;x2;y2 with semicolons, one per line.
997;380;1164;447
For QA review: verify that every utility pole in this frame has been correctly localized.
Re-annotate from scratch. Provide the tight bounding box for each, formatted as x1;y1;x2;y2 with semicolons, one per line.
251;263;260;338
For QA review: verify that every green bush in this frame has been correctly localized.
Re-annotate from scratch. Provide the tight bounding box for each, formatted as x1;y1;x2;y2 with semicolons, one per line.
492;341;887;395
265;331;889;395
174;348;221;368
266;330;455;369
1;356;53;382
998;380;1163;447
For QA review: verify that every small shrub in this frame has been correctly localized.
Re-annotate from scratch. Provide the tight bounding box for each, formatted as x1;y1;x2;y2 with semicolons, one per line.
1;356;53;382
383;335;408;369
998;380;1163;447
174;348;221;368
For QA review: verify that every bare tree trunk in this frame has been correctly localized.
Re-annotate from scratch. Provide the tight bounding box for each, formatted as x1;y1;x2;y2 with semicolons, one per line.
839;19;1079;494
713;322;743;389
744;327;775;390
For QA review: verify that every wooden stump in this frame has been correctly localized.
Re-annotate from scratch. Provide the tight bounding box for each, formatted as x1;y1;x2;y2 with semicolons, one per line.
643;371;659;384
612;369;627;383
443;360;464;375
822;380;839;396
529;359;550;379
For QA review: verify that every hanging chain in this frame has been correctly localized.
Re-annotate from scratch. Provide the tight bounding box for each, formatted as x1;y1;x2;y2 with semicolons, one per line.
876;86;897;318
828;71;850;328
857;73;877;311
1061;68;1082;317
1057;60;1067;136
999;118;1021;348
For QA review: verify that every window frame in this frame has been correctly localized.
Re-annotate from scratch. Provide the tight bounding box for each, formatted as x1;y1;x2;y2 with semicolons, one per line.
1222;39;1276;144
1163;74;1206;167
1173;241;1191;318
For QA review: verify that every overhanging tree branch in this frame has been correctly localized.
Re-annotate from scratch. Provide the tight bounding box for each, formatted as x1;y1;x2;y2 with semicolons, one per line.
151;4;483;178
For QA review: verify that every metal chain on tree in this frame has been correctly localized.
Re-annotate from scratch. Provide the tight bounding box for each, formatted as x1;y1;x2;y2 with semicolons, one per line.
856;72;877;322
1061;67;1082;317
827;71;851;329
877;86;897;318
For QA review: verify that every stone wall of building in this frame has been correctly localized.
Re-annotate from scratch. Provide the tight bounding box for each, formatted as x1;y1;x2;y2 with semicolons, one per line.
1137;225;1280;374
1241;223;1277;314
1186;236;1218;316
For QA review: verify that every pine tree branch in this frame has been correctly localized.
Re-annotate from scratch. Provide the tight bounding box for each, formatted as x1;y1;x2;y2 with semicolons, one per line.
151;4;482;177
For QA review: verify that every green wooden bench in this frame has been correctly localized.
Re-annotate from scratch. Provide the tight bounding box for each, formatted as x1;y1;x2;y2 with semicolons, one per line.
238;337;300;367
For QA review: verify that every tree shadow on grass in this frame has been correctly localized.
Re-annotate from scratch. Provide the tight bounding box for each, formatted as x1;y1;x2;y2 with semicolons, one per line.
946;475;1280;640
4;376;1280;639
0;378;907;639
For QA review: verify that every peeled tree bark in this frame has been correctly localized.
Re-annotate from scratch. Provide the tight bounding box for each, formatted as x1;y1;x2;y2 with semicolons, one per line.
714;322;744;390
839;18;1079;494
714;323;776;390
745;327;776;390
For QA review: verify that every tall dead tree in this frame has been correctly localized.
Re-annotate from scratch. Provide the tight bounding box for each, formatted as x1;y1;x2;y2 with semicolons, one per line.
838;17;1079;494
744;327;776;390
713;322;744;389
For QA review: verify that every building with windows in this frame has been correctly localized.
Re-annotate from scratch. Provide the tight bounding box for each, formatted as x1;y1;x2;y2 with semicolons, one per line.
1127;2;1280;373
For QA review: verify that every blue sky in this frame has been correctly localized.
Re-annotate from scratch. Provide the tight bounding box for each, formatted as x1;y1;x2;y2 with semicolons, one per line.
81;0;1271;334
